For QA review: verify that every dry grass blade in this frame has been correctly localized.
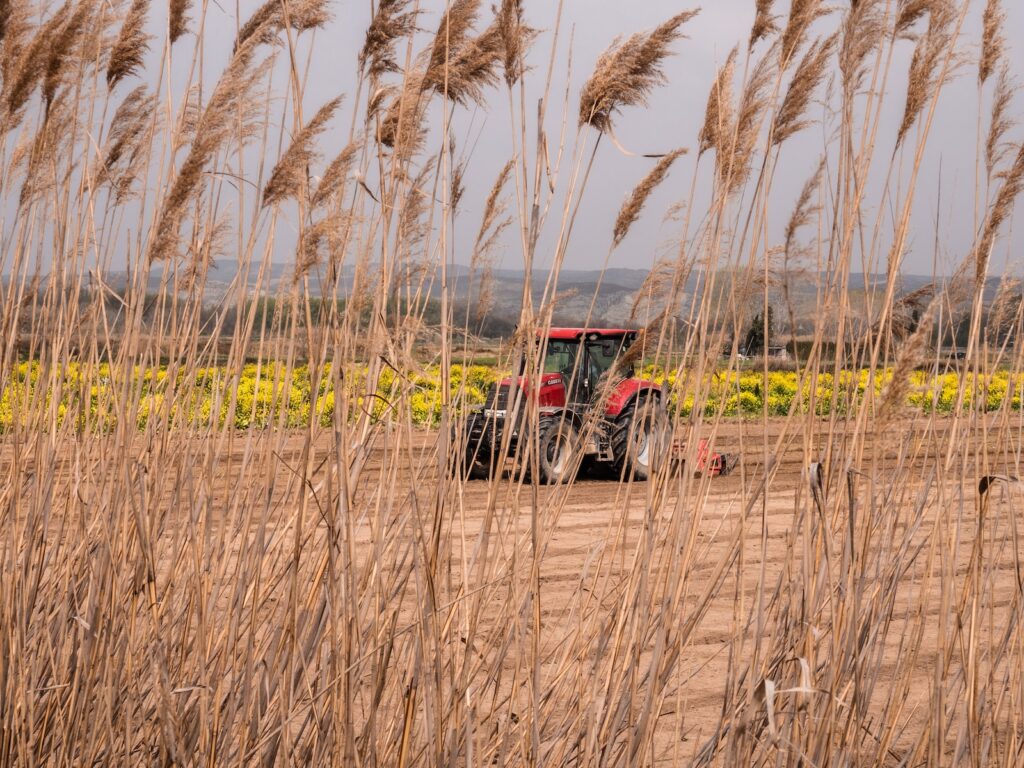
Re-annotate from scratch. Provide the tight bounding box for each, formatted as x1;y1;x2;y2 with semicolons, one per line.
699;47;736;156
722;49;774;194
773;34;835;146
784;159;824;255
896;1;954;147
422;5;504;106
579;10;698;132
0;0;11;45
235;0;331;50
312;136;362;207
107;0;151;90
978;142;1024;274
986;64;1017;178
95;85;157;203
980;0;1005;84
360;0;418;78
498;0;535;87
473;159;514;258
169;0;192;45
613;148;686;247
841;0;885;93
896;0;932;38
750;0;778;51
150;41;267;260
780;0;825;67
987;277;1022;340
42;2;92;112
5;6;69;122
263;95;344;207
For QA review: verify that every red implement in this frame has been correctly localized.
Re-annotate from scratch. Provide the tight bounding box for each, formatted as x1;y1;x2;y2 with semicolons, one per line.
671;438;732;476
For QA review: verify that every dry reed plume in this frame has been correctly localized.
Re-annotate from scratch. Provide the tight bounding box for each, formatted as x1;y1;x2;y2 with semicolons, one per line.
579;11;698;133
979;0;1005;84
613;148;686;247
169;0;191;45
1;2;1024;766
263;95;344;207
749;0;778;50
699;47;736;156
773;33;835;145
360;0;418;78
107;0;151;90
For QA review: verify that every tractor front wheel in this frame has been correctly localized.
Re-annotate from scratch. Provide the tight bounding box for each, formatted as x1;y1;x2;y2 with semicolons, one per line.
536;417;582;485
613;396;669;481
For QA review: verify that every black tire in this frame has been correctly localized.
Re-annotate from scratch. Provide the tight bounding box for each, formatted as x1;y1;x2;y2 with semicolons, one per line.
449;419;497;481
464;449;496;480
613;396;669;481
535;417;582;485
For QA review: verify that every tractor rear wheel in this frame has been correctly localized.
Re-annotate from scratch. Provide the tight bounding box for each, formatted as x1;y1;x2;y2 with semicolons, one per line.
536;417;582;485
613;396;669;481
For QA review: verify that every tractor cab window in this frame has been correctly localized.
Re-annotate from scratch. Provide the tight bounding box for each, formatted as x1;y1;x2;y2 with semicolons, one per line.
586;336;630;390
542;339;579;377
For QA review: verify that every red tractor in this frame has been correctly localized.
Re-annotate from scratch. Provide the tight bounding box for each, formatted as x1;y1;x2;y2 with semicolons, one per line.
456;328;730;483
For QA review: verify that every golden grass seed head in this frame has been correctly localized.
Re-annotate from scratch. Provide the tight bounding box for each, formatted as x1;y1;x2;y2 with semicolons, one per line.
360;0;418;78
263;94;344;207
107;0;150;89
235;0;330;51
498;0;536;87
841;0;885;93
699;46;736;156
750;0;779;51
169;0;191;45
43;1;93;111
773;33;835;146
613;148;686;247
784;158;824;255
579;10;698;133
313;136;362;208
780;0;826;68
986;64;1017;179
980;0;1005;85
5;5;70;123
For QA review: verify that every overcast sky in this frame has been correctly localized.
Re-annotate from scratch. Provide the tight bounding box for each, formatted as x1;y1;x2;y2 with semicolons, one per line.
192;1;1024;277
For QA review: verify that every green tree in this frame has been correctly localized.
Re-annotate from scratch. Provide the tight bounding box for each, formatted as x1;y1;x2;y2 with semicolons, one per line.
743;306;774;355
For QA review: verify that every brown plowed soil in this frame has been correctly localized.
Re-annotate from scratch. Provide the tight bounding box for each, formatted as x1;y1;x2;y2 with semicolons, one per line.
6;415;1024;764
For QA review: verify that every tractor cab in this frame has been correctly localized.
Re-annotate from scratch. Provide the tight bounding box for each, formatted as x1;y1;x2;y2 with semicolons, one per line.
537;329;636;406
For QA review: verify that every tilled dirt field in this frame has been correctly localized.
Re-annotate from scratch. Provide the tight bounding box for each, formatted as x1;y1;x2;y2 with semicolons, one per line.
423;417;1024;761
5;415;1024;764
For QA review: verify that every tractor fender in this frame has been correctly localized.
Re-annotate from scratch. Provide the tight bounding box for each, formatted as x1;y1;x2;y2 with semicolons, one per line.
605;381;662;419
537;406;586;431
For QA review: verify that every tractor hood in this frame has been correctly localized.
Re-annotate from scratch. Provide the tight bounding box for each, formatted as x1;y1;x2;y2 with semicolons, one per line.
497;372;564;389
488;373;566;410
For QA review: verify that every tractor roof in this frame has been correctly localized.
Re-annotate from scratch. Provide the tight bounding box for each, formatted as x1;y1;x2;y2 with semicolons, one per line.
544;328;637;340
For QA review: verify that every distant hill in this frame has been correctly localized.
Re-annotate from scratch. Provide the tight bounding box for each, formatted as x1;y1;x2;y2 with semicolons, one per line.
10;261;1014;337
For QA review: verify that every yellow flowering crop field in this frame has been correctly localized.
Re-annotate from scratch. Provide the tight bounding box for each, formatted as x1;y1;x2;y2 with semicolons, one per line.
2;361;1021;432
